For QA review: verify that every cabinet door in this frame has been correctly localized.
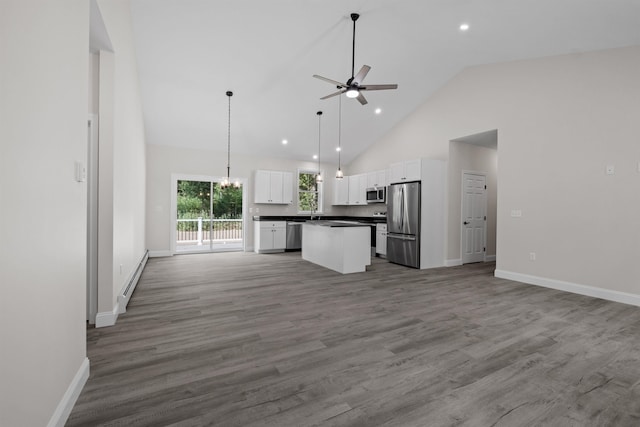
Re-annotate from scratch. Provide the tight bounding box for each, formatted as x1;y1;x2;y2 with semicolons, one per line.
259;227;274;250
269;171;284;203
388;162;404;184
255;170;272;203
377;170;387;187
282;172;293;204
333;177;349;205
357;174;368;203
376;224;387;255
366;171;378;188
272;227;286;249
404;159;422;181
348;174;365;205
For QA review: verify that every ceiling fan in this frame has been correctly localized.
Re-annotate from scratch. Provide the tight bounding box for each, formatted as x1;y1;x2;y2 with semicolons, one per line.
313;13;398;105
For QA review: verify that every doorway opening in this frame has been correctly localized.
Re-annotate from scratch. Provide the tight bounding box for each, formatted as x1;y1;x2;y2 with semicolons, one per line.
174;176;245;253
448;129;498;266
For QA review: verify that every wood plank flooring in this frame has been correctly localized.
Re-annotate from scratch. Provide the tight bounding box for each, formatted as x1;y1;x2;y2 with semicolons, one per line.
67;252;640;426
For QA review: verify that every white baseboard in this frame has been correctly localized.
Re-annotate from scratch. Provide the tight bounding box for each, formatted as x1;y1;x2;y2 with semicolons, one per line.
95;302;119;328
485;255;496;262
118;250;149;314
149;250;172;258
494;269;640;308
47;357;89;427
445;259;463;267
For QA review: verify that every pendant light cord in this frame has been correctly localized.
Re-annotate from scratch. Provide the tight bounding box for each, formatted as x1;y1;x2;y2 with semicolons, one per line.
338;95;342;169
226;91;232;182
317;111;322;175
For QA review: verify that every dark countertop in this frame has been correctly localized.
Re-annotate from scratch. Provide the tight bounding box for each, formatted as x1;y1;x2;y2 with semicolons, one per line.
304;220;371;228
252;215;386;224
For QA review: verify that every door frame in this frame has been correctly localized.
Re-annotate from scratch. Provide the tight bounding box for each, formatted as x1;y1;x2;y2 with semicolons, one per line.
87;114;98;324
460;170;487;264
170;173;248;254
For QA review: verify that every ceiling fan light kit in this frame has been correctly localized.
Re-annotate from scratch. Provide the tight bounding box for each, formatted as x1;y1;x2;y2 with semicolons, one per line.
313;12;398;105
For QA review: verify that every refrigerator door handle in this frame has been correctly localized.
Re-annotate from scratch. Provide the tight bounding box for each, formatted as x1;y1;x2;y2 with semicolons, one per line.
387;233;416;241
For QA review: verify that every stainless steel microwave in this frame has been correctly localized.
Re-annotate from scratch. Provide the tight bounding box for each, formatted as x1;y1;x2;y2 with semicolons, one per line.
366;187;386;204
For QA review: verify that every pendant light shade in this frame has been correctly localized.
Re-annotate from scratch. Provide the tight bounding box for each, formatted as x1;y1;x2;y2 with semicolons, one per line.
335;93;344;179
221;90;233;189
316;111;323;183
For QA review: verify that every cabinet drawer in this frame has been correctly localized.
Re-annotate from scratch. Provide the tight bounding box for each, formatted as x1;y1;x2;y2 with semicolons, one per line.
259;221;286;229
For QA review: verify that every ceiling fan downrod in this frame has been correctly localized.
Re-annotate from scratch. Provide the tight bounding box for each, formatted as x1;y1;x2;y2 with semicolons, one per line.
350;13;359;82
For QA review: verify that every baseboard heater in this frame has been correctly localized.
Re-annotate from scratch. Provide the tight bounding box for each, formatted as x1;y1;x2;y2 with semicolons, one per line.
118;249;149;314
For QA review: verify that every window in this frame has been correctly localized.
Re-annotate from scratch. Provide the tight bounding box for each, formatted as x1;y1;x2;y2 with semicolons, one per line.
298;169;323;213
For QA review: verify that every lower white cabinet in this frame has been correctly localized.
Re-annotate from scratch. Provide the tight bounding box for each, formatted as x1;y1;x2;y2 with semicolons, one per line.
376;223;387;256
254;221;286;253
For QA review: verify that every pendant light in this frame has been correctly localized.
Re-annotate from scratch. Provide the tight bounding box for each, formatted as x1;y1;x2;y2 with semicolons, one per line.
335;93;344;179
316;111;323;183
221;91;239;189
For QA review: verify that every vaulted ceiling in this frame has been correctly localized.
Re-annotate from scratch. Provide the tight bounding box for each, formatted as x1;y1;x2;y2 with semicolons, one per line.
129;0;640;165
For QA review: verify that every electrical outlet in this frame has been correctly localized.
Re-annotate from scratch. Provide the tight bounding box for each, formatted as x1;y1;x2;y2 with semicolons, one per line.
511;209;522;217
529;252;536;261
249;207;253;213
606;165;615;175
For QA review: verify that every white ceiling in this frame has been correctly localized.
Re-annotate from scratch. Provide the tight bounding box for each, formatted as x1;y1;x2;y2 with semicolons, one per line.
129;0;640;165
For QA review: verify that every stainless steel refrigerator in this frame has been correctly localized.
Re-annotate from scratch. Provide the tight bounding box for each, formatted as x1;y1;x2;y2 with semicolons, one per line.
387;181;421;268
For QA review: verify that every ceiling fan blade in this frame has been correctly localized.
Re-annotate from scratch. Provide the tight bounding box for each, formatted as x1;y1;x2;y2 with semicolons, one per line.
352;65;371;85
360;84;398;91
313;75;347;87
356;92;368;105
320;89;346;100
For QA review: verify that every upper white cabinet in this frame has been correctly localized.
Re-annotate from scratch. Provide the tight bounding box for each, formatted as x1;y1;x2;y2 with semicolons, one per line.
333;177;349;205
389;159;421;184
282;172;293;204
254;170;293;204
366;170;387;188
348;174;367;205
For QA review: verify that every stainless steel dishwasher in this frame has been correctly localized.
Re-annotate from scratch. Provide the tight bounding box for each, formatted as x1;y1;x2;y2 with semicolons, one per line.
286;222;303;250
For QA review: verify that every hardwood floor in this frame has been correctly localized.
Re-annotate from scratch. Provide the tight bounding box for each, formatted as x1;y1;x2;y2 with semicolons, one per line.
68;252;640;426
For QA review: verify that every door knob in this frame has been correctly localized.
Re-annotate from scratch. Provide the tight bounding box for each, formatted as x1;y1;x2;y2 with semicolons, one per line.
463;221;470;225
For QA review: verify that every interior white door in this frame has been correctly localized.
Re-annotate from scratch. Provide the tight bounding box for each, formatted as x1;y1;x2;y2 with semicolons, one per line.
462;172;487;264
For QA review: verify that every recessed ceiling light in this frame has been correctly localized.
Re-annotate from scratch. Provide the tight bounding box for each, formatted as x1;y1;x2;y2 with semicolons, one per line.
313;154;318;160
282;139;288;145
374;108;382;115
336;147;341;152
459;23;469;31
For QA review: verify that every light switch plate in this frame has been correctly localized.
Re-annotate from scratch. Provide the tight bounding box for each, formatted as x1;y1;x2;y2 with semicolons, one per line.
75;161;86;182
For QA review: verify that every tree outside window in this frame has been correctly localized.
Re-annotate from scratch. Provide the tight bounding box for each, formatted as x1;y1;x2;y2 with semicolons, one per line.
298;170;323;213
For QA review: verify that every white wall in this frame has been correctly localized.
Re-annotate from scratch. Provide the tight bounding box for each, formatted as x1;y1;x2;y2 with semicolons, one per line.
0;1;89;425
146;144;347;254
350;45;640;299
95;0;147;321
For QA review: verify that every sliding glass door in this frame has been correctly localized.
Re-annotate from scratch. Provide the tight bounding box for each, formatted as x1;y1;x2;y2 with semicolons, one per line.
175;178;244;253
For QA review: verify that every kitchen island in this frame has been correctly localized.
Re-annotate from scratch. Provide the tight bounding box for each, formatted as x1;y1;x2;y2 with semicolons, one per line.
302;221;371;274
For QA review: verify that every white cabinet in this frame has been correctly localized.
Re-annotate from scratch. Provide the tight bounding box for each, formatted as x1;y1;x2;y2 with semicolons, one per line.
366;170;387;188
254;221;286;253
376;223;387;256
389;159;421;183
333;177;349;205
282;172;294;204
348;174;367;205
254;170;293;204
